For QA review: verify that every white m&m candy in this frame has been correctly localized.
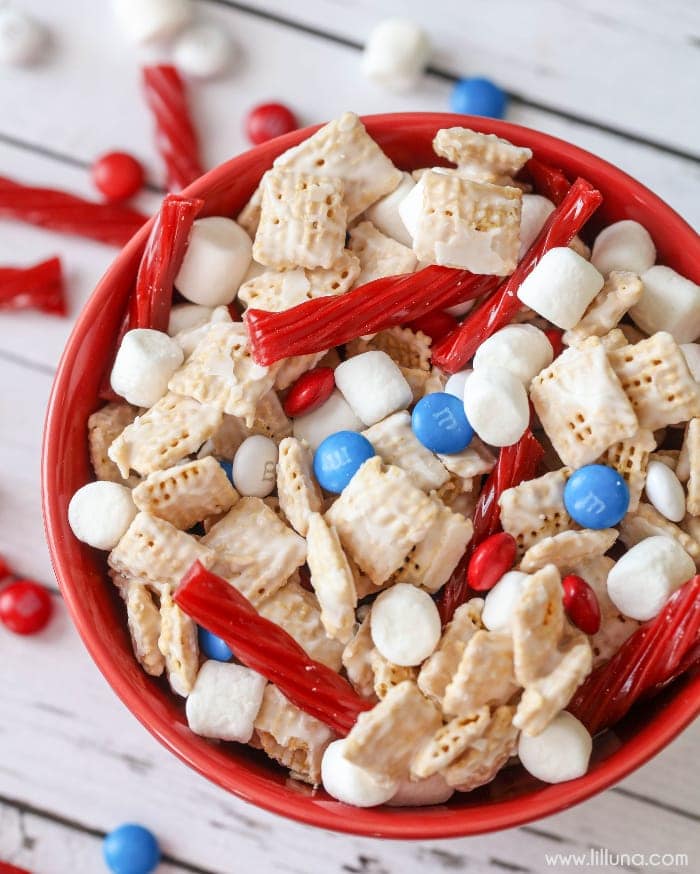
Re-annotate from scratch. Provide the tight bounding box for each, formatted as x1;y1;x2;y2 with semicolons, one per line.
334;351;412;426
322;739;398;807
173;24;233;79
110;328;184;407
518;712;592;782
361;19;430;93
68;482;137;551
232;435;278;497
463;366;529;447
591;220;656;276
473;324;553;387
629;266;700;343
644;460;686;523
370;584;441;666
111;0;192;45
175;217;252;306
0;7;46;67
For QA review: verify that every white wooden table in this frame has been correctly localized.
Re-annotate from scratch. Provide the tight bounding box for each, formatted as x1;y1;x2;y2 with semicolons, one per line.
1;2;699;871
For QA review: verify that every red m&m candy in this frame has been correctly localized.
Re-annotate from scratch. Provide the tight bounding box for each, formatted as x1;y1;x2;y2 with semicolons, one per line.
467;532;517;592
245;102;298;145
92;151;145;203
562;574;601;635
284;367;335;418
0;580;53;635
407;310;458;344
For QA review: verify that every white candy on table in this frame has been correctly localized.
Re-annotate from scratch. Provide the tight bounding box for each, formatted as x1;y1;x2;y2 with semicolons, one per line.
363;172;415;247
444;369;472;401
387;773;454;807
607;535;695;621
167;303;214;336
519;194;555;260
591;220;656;276
518;712;592;783
517;247;604;329
0;7;46;66
172;23;233;79
335;351;413;426
681;344;700;382
629;265;700;343
68;482;137;551
482;571;529;633
175;217;252;306
111;0;192;45
361;18;430;93
185;661;267;742
110;328;184;408
473;324;553;387
644;460;686;523
292;390;364;451
321;739;398;807
370;583;441;667
232;435;278;498
463;366;530;447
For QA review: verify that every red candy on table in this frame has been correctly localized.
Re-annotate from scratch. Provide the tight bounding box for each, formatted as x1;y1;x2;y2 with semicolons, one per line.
0;580;53;635
0;257;66;316
0;862;32;873
283;367;335;417
0;553;11;580
246;102;298;145
92;151;145;203
467;532;517;592
406;309;458;344
561;574;601;635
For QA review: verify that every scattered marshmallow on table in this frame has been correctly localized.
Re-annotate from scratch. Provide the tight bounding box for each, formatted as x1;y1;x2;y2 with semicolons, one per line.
473;324;553;387
292;390;364;451
0;7;46;67
463;365;530;447
518;194;555;259
388;773;455;807
111;0;192;45
321;739;399;807
482;571;529;632
68;482;137;551
591;220;656;276
361;18;430;93
167;303;214;336
629;265;700;343
517;247;605;329
644;460;686;523
518;712;592;783
607;535;695;621
363;172;416;247
172;23;233;79
370;583;441;666
185;661;267;742
175;217;252;306
110;328;184;407
334;351;413;426
232;435;279;497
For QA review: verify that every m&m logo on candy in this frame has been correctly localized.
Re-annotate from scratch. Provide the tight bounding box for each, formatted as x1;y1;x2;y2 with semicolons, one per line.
313;431;375;493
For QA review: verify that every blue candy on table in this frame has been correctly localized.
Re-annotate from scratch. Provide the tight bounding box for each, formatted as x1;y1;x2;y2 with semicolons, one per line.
564;464;630;529
313;430;376;493
411;392;474;454
218;458;234;483
449;76;507;118
198;626;233;661
103;823;161;874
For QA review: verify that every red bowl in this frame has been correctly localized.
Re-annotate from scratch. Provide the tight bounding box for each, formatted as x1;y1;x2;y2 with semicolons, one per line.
42;113;700;838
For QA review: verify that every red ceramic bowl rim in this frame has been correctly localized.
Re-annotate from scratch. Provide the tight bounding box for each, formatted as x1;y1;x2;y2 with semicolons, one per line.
42;113;700;839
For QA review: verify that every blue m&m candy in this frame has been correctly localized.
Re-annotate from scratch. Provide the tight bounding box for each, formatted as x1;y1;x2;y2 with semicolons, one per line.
218;458;234;483
564;464;630;529
450;77;507;119
103;823;160;874
411;392;474;454
313;431;375;493
198;626;233;661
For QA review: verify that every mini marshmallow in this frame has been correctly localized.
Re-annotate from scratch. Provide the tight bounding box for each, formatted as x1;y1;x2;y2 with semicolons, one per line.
681;344;700;382
473;324;553;387
444;369;472;401
517;247;604;329
361;18;430;93
185;661;266;742
292;390;364;451
111;0;192;45
482;571;529;632
322;739;398;807
0;7;46;66
607;535;694;621
232;435;279;498
591;220;656;276
388;773;454;807
363;172;415;247
370;583;441;666
110;328;184;408
518;712;592;783
68;482;137;551
167;303;214;336
335;351;413;426
463;365;530;447
519;194;555;260
173;23;233;79
629;266;700;343
175;217;252;306
644;460;686;523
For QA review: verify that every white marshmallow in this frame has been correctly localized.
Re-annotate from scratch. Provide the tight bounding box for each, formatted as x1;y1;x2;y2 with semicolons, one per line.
444;369;472;401
607;535;694;621
517;247;604;329
463;365;530;447
335;351;413;426
370;583;441;667
591;220;656;276
167;303;214;336
0;7;46;66
363;172;415;247
110;328;184;407
388;773;454;807
173;305;231;359
518;712;592;783
322;739;398;807
482;572;529;633
292;390;364;451
175;217;252;306
519;195;555;260
630;266;700;343
473;324;553;387
172;23;233;79
681;344;700;382
361;18;430;93
444;298;475;319
111;0;192;45
68;482;137;551
185;661;266;742
644;460;686;523
232;435;278;498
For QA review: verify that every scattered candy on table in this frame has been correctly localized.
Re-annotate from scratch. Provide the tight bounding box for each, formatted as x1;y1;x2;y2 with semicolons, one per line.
449;76;507;118
0;579;53;635
245;102;299;145
92;152;145;203
232;435;279;497
0;6;47;67
172;23;233;79
467;532;517;592
198;626;233;661
563;464;630;528
103;823;161;874
0;553;11;580
561;574;601;635
0;256;67;315
411;391;473;454
313;431;375;493
361;18;430;93
111;0;193;46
